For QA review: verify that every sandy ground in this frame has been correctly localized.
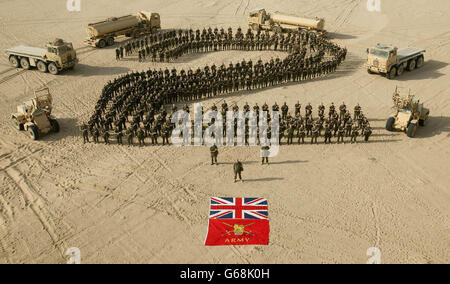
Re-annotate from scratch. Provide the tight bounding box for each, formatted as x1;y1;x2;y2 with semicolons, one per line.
0;0;449;264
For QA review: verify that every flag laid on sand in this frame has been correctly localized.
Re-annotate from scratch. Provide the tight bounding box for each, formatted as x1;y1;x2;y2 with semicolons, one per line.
205;197;270;246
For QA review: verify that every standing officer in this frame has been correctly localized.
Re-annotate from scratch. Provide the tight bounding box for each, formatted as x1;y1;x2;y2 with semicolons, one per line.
261;146;270;165
233;160;244;183
210;144;219;165
81;124;89;144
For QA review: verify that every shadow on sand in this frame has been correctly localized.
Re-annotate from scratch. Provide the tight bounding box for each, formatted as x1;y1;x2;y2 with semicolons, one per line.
396;60;449;81
414;116;450;138
40;118;79;142
244;177;284;183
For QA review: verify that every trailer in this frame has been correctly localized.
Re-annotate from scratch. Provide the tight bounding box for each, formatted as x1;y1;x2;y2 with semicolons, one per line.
248;8;326;36
83;11;161;48
367;44;425;79
5;39;77;75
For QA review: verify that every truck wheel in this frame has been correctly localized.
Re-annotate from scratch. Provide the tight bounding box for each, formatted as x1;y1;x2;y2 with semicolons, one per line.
407;123;417;138
386;117;395;131
367;69;374;74
407;59;416;71
416;56;424;68
273;26;282;33
9;56;20;68
50;119;60;133
13;118;24;131
419;119;425;127
36;61;48;73
397;64;404;76
20;58;30;70
28;125;39;140
387;67;397;79
97;39;106;48
251;24;260;31
107;37;115;46
48;63;59;75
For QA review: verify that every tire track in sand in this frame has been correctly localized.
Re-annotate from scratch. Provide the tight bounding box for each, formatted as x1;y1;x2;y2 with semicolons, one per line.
4;167;66;260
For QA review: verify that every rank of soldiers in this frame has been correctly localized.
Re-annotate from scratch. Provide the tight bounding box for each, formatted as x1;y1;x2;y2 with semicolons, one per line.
82;102;372;146
115;27;343;63
87;27;347;147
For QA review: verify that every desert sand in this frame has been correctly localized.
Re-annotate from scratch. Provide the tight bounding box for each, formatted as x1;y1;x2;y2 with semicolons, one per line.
0;0;449;264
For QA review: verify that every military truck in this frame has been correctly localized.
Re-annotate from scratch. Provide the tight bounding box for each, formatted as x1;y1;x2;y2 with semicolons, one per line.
11;87;60;140
248;8;326;36
84;11;161;48
6;39;77;75
386;87;429;138
367;44;425;79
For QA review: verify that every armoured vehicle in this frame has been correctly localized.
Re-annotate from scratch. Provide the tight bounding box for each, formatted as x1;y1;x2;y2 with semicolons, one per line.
11;87;60;140
386;87;429;138
248;8;326;36
367;44;425;79
84;11;161;48
6;39;77;75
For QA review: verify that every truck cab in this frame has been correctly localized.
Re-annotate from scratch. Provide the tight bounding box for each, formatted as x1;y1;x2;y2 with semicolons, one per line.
367;44;425;79
45;39;77;71
367;44;397;75
138;11;161;29
248;8;271;30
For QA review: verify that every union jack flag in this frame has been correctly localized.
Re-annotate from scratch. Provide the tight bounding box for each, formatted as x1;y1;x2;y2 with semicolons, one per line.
209;197;269;220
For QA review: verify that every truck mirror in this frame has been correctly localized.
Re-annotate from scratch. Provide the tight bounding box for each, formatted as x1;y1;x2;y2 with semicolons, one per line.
366;48;369;53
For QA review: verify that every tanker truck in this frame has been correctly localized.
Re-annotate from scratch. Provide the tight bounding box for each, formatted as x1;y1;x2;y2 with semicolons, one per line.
248;8;326;36
83;11;161;48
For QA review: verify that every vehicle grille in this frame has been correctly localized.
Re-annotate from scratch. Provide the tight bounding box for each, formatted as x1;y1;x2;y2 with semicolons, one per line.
373;59;379;67
67;55;72;62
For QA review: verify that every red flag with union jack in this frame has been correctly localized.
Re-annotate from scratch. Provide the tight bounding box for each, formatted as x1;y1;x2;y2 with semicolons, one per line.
205;197;270;246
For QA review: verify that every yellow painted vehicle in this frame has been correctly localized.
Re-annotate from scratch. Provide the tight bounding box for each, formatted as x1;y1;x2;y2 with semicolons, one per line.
84;11;161;48
6;39;77;75
367;44;425;79
11;87;60;140
248;8;326;36
386;87;430;138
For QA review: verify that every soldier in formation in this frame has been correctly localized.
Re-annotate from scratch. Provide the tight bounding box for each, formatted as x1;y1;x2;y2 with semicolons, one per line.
86;28;347;147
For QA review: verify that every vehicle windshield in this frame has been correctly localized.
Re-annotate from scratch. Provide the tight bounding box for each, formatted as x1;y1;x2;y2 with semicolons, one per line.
57;44;73;54
370;48;389;58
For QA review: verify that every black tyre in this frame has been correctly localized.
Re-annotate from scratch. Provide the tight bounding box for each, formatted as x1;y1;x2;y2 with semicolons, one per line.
13;118;24;131
20;57;30;70
367;69;374;74
48;63;59;75
273;26;282;33
386;117;395;131
97;39;106;48
107;37;115;46
387;67;397;79
397;64;404;76
407;123;417;138
50;119;60;133
28;125;39;140
407;59;416;71
416;56;424;68
419;119;425;127
9;56;20;68
36;61;48;73
251;24;260;31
